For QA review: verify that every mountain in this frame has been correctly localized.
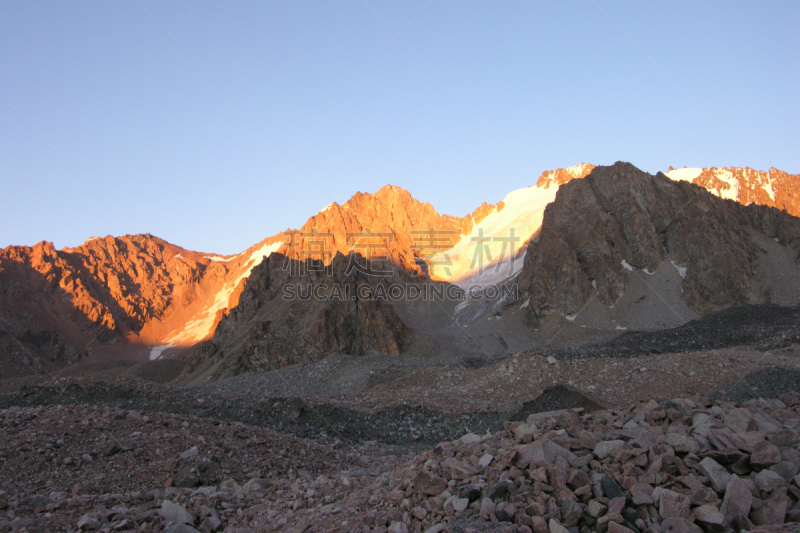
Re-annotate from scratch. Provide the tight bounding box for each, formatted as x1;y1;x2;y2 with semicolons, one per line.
517;162;800;327
1;162;799;381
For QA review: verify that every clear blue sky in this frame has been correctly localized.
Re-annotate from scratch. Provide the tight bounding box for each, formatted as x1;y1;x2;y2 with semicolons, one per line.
1;1;798;255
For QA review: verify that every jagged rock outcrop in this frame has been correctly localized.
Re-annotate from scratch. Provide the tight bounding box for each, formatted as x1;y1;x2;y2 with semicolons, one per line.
178;252;412;382
517;162;800;325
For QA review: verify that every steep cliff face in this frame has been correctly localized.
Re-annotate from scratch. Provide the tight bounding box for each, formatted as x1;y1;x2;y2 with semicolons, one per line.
178;252;411;383
517;163;800;325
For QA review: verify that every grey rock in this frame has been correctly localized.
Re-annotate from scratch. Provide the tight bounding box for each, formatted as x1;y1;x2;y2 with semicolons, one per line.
560;499;583;527
751;491;790;526
751;440;782;469
104;440;121;456
179;446;198;460
594;440;625;460
452;498;469;512
770;460;799;482
388;522;409;533
724;408;756;433
601;476;625;499
586;500;607;518
692;504;725;532
459;485;482;503
159;500;194;526
660;518;703;533
719;475;752;526
242;478;271;493
658;489;691;519
487;481;510;501
754;469;786;493
698;457;730;493
665;433;700;454
515;438;576;469
691;413;717;437
77;514;100;530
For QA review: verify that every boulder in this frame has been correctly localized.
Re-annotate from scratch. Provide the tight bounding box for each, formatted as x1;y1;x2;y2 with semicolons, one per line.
719;475;752;526
753;469;786;493
594;440;625;460
751;440;782;469
415;470;448;496
159;500;194;526
750;491;790;526
658;489;691;519
698;457;731;493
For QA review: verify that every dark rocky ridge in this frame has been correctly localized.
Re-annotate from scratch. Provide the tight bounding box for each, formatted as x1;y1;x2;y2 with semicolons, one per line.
517;162;800;326
178;252;425;383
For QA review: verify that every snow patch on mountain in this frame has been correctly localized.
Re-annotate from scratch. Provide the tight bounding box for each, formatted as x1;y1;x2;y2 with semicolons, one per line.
437;182;559;289
149;345;173;361
166;241;283;345
665;168;702;183
671;260;688;279
713;169;741;201
763;178;776;202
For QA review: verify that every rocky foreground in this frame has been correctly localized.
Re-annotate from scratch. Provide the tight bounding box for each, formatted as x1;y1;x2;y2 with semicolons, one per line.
3;389;800;532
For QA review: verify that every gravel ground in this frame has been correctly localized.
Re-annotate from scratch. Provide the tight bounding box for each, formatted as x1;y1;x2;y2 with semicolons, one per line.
710;366;800;403
0;378;508;448
541;305;800;360
322;345;800;414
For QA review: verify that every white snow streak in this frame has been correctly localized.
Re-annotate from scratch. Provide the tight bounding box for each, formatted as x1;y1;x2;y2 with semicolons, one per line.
439;181;560;290
714;169;740;201
149;345;173;361
166;241;283;345
670;260;688;279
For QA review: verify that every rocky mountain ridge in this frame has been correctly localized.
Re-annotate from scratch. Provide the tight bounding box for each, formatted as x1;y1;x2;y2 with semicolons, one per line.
517;163;800;326
1;162;799;380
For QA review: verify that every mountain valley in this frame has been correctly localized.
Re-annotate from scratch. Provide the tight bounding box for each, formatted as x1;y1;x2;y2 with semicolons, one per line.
2;162;800;533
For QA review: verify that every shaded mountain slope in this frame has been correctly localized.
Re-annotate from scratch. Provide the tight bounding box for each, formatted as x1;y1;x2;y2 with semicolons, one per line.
517;162;800;325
